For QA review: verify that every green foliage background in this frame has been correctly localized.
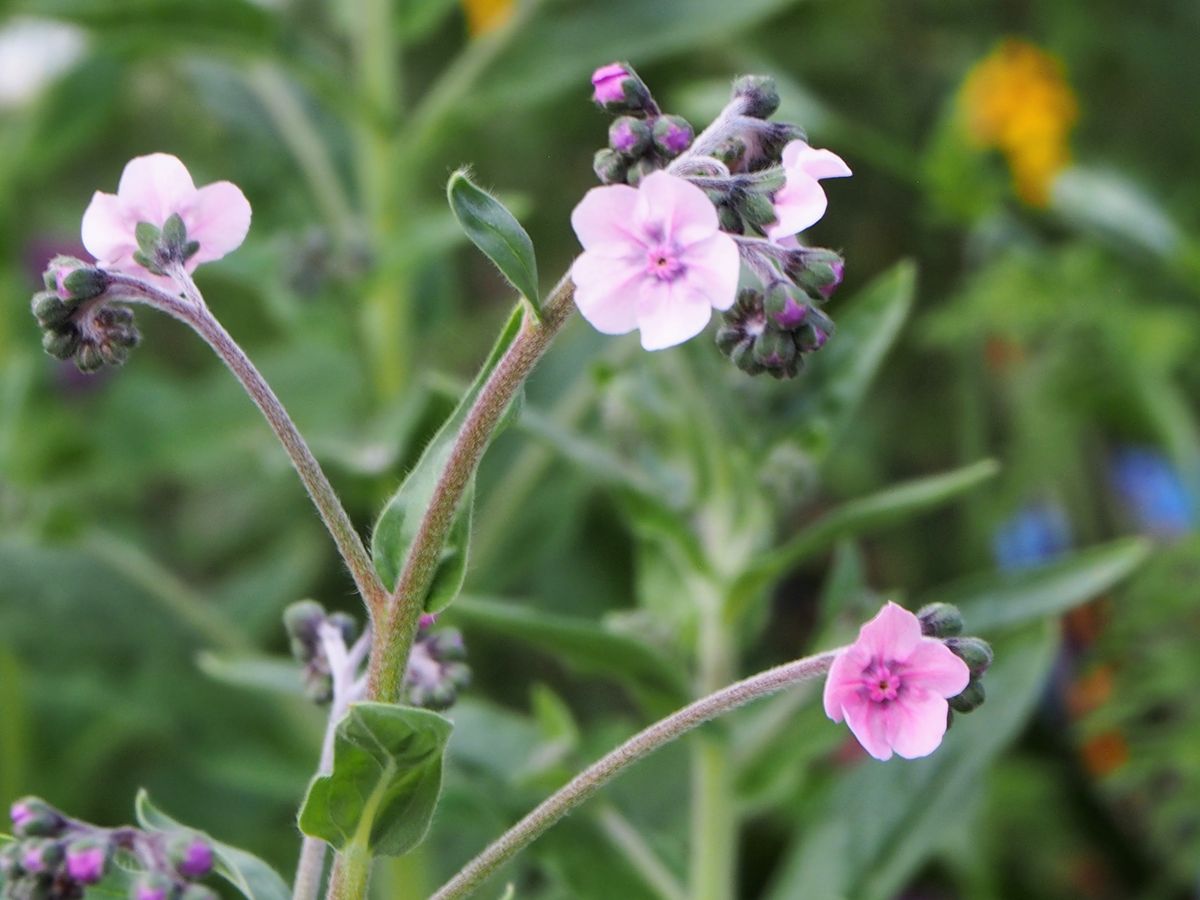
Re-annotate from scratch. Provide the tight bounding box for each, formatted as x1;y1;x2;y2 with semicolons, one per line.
1;0;1198;897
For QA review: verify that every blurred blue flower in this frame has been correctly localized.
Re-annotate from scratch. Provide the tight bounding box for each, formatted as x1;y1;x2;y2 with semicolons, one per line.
992;501;1072;571
1110;446;1195;537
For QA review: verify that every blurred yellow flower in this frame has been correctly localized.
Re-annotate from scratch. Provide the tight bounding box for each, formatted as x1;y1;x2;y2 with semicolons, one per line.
960;39;1078;206
462;0;514;36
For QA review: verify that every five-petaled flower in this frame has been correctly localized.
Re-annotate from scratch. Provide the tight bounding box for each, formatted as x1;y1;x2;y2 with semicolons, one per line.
570;171;739;350
766;140;852;243
81;153;251;280
823;601;970;761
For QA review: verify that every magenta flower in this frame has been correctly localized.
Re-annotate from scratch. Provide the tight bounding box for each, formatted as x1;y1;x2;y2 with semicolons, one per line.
570;171;740;350
591;63;632;105
765;140;851;243
81;153;251;278
65;844;107;884
823;602;970;761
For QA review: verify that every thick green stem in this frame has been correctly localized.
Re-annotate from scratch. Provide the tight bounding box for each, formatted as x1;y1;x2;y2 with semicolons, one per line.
429;650;840;900
366;279;577;703
326;842;372;900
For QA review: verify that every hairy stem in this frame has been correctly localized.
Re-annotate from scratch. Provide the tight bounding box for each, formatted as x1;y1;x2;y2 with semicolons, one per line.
365;279;577;704
430;650;840;900
106;272;389;622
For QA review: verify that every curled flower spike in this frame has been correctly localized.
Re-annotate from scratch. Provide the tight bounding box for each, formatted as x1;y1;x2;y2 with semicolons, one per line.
823;602;971;760
81;153;251;280
766;140;852;242
571;171;739;350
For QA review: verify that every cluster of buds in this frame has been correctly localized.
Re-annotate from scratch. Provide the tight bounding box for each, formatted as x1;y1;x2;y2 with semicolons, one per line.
31;256;138;373
283;600;359;703
2;798;217;900
917;602;994;719
716;274;837;379
590;63;696;186
404;615;471;711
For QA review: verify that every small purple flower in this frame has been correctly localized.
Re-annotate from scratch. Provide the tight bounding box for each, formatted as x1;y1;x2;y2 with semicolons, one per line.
65;843;107;884
177;837;214;879
135;873;174;900
591;63;631;105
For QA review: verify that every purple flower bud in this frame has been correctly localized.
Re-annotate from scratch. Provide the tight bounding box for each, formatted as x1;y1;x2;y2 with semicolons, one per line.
10;800;33;829
591;62;632;105
652;115;694;157
175;836;214;879
772;294;808;330
135;873;175;900
608;116;651;156
23;846;47;873
65;841;108;884
418;613;438;631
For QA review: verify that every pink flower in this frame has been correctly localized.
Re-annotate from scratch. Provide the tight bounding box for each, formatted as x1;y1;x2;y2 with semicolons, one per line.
81;153;251;277
765;140;851;243
570;171;739;350
823;601;970;761
591;63;632;105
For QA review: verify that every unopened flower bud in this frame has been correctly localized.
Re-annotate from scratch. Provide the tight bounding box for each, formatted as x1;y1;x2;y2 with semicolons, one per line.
22;839;64;874
945;637;993;677
11;798;64;838
169;834;214;879
418;613;438;631
590;62;656;114
75;342;105;374
732;74;781;119
608;116;651;156
796;322;829;352
133;873;174;900
715;201;743;234
764;285;808;330
752;326;801;379
739;192;777;229
0;843;23;877
65;839;108;884
31;291;73;329
44;256;109;302
625;158;657;187
949;679;986;713
427;628;466;661
41;327;81;361
651;115;694;157
327;611;358;646
916;602;964;638
284;600;325;655
592;148;628;185
712;138;747;169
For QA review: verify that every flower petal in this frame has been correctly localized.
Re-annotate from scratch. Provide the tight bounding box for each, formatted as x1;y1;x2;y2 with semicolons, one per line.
823;649;865;721
635;171;718;246
766;174;828;241
80;190;134;265
781;141;853;180
184;180;252;265
902;640;971;698
886;693;951;759
116;153;196;226
682;231;740;311
571;251;643;335
844;701;893;761
571;183;641;254
857;602;923;661
635;280;713;350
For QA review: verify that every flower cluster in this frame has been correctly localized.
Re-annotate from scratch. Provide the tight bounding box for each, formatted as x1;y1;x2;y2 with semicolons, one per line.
960;39;1077;206
823;602;992;760
572;64;850;365
404;614;471;710
284;599;363;703
2;798;217;900
31;256;137;372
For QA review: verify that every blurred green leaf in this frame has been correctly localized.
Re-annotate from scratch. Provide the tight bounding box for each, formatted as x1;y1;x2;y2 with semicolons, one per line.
372;305;524;599
1053;166;1182;260
398;0;460;44
196;652;304;697
793;261;916;462
767;622;1058;900
451;596;689;712
299;703;452;857
16;0;279;50
920;537;1152;634
447;169;540;314
730;459;1000;618
135;790;290;900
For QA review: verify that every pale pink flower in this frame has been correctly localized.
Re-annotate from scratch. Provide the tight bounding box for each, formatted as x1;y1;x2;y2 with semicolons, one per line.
570;171;740;350
765;140;851;242
81;153;251;277
823;601;970;761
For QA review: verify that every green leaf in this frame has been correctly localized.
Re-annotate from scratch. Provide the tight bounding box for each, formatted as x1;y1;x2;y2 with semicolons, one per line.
134;790;290;900
447;168;540;314
792;261;916;462
451;596;690;713
196;652;305;697
299;703;452;856
767;622;1058;900
729;459;1000;618
371;305;524;603
919;537;1152;634
398;0;459;43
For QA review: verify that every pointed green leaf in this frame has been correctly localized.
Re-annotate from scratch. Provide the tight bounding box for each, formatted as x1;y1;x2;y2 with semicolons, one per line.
919;537;1151;633
299;703;452;856
195;652;305;697
447;169;540;314
372;305;524;606
135;790;290;900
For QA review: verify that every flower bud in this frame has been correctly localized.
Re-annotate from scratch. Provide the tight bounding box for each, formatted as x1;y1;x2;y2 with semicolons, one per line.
949;679;986;713
426;628;466;662
764;286;808;330
712;138;747;170
651;115;694;157
715;201;743;234
732;75;781;119
65;839;109;884
10;798;65;838
132;873;175;900
592;148;628;185
22;839;64;874
0;842;23;878
41;327;81;361
796;321;829;352
169;834;214;879
75;342;105;374
945;637;994;677
752;326;801;379
608;116;651;157
44;256;109;302
916;602;964;638
590;62;656;114
327;611;358;646
625;158;657;187
31;291;73;329
739;192;778;230
284;600;325;654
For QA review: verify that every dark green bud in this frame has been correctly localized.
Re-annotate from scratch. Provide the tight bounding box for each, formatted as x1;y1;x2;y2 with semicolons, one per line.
283;600;326;648
949;679;986;713
75;342;105;374
60;267;109;301
732;74;781;119
946;637;993;677
593;148;628;185
740;192;777;229
31;292;72;329
716;201;743;234
625;158;657;187
752;326;799;376
916;602;964;638
608;116;652;157
712;138;747;169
